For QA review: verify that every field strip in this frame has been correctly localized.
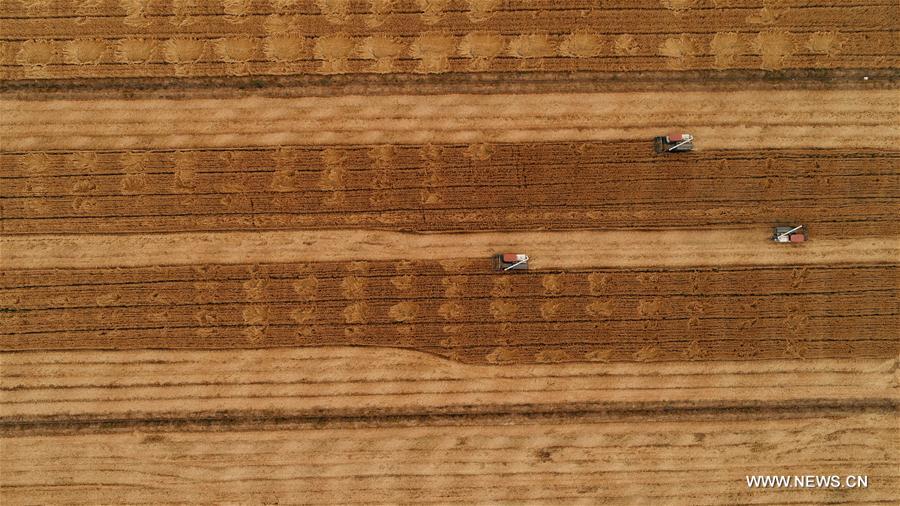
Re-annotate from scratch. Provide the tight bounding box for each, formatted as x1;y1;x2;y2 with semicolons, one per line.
2;89;898;151
1;348;896;420
2;0;897;81
3;143;896;236
4;229;897;270
4;413;897;505
3;70;895;99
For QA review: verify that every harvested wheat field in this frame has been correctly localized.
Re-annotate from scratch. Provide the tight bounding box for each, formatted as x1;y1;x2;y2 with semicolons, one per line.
1;1;899;504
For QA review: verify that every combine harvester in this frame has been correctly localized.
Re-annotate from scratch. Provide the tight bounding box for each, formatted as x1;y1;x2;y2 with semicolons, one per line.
654;133;694;153
493;253;529;271
773;225;807;243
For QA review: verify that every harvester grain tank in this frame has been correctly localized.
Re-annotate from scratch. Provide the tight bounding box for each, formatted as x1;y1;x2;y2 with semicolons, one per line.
493;253;529;271
773;225;807;243
654;133;694;153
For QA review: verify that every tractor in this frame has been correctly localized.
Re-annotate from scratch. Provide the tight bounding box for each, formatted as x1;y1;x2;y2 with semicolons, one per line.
654;133;694;153
773;225;807;243
493;253;529;271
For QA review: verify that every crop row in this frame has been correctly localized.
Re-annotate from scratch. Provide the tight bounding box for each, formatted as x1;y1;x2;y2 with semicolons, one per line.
6;144;894;178
4;317;896;364
5;264;895;309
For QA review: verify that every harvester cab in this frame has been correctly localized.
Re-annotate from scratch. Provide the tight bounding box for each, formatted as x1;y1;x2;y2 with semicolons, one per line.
654;133;694;153
493;253;529;271
773;225;807;243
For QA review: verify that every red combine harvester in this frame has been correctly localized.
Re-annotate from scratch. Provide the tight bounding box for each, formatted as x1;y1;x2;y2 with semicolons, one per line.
654;133;694;153
773;225;807;243
493;253;529;271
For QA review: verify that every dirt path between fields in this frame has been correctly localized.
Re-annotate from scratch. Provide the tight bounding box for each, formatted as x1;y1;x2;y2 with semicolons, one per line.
3;89;898;151
4;229;897;270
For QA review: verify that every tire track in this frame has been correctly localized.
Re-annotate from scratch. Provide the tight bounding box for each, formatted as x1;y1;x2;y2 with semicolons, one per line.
2;262;890;289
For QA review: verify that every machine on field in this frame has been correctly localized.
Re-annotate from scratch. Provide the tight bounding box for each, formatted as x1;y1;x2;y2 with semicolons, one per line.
654;133;694;153
773;225;807;243
493;253;529;271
